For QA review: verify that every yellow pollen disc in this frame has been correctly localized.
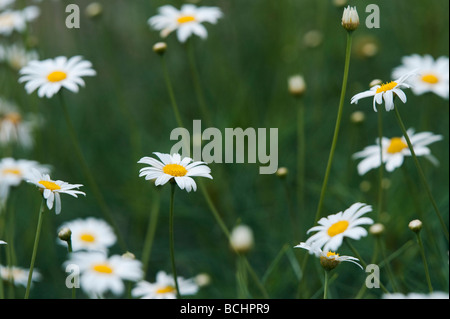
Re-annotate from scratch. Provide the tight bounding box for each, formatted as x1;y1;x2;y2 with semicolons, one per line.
47;71;67;83
4;112;22;124
387;137;408;154
80;233;96;243
92;264;113;274
38;180;61;191
177;15;196;24
2;168;21;176
327;220;349;237
376;81;398;94
326;251;339;258
421;74;439;84
156;286;176;294
163;164;188;177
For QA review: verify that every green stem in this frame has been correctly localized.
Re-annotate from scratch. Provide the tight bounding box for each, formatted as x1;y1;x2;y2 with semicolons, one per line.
377;237;398;292
415;232;433;293
58;92;127;250
161;56;184;128
393;107;449;242
66;238;76;299
323;270;329;299
314;32;353;223
297;98;305;220
169;183;181;299
24;199;45;299
141;190;161;275
377;107;384;220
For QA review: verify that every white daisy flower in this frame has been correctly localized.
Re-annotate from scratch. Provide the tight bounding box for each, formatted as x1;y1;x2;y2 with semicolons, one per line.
295;242;362;271
0;240;6;244
132;270;199;299
0;157;49;204
26;169;85;215
0;98;40;149
57;217;117;252
0;44;39;71
138;152;212;192
305;202;374;252
392;54;449;99
148;4;223;43
0;0;15;11
353;128;443;175
65;251;143;298
351;72;414;112
0;6;39;36
18;55;97;98
0;265;42;288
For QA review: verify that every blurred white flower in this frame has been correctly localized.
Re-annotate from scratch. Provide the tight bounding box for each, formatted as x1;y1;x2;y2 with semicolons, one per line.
0;6;39;36
148;4;222;42
0;265;42;288
352;128;443;175
0;0;15;11
65;251;143;298
132;271;198;299
230;224;254;253
305;202;373;252
138;152;212;192
351;72;414;112
19;55;96;98
26;169;85;214
392;54;449;99
0;44;39;71
57;217;116;252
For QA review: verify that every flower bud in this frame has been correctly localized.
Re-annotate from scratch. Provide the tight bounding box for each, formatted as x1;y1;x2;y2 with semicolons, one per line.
276;167;289;178
230;224;254;254
58;227;72;242
288;75;306;97
408;219;423;233
370;223;385;236
153;42;167;55
85;2;103;18
342;6;359;32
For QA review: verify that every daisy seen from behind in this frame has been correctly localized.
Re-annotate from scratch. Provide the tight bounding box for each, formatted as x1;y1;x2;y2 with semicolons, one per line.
65;251;143;298
138;152;212;192
305;202;374;252
351;72;414;112
148;4;223;43
353;128;443;175
132;270;199;299
26;168;85;215
57;217;117;252
19;55;96;98
392;54;449;99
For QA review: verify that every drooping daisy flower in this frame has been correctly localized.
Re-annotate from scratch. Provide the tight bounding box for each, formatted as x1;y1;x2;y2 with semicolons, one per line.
392;54;449;99
148;4;223;43
65;251;143;298
0;265;42;288
0;98;40;149
352;128;443;175
305;202;374;252
132;271;199;299
26;169;85;214
0;157;49;204
18;55;96;98
57;217;117;252
138;152;212;192
351;72;414;112
295;242;362;271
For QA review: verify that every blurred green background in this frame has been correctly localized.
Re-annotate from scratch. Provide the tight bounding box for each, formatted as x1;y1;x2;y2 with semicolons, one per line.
1;0;448;299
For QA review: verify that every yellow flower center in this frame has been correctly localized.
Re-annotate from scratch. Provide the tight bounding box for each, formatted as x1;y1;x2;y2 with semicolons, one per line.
421;74;439;84
163;164;188;177
92;263;113;274
376;81;398;94
177;15;196;24
47;71;67;83
2;168;21;176
3;112;22;125
327;220;349;237
326;251;339;258
387;137;408;154
38;180;61;191
156;285;176;294
80;233;96;243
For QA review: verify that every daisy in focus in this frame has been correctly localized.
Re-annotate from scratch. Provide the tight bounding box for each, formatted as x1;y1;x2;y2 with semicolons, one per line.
305;202;374;252
148;4;223;43
295;242;362;271
132;271;199;299
26;169;85;214
18;55;96;98
353;128;443;175
0;157;49;204
0;265;42;288
65;251;143;298
138;152;212;192
392;54;449;99
57;217;117;252
351;72;414;112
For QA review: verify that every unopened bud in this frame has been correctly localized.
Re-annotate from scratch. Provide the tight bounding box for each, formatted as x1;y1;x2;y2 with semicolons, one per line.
370;223;385;236
86;2;103;18
342;6;359;32
58;227;72;242
276;167;289;178
288;75;306;97
230;224;254;254
153;42;167;55
408;219;423;233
